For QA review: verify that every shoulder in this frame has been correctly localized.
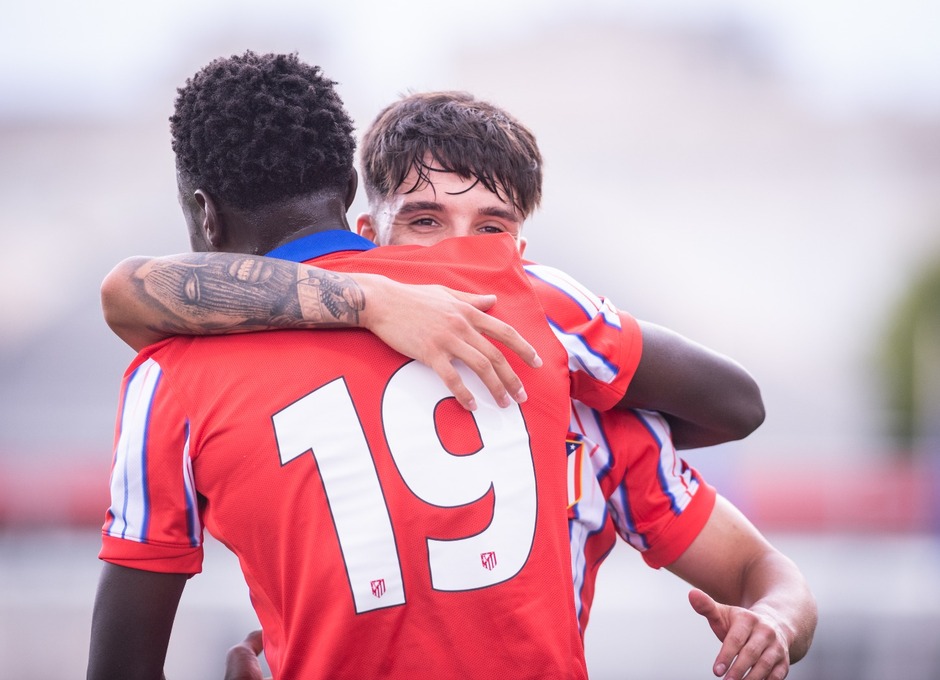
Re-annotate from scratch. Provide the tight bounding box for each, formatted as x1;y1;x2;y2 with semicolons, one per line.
524;264;607;310
121;337;211;412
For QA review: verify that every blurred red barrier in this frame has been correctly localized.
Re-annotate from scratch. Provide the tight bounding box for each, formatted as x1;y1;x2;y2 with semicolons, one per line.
1;453;936;532
731;457;936;532
0;456;111;527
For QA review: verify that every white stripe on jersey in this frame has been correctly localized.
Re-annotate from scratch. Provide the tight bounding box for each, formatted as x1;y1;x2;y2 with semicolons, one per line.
547;318;619;384
181;425;201;547
569;402;649;548
567;404;703;627
525;264;622;384
524;264;621;328
107;359;162;542
569;516;596;627
639;409;698;515
567;402;613;628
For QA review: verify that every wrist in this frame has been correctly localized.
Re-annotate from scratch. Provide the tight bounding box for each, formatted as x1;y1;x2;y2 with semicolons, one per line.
348;273;385;330
294;266;369;328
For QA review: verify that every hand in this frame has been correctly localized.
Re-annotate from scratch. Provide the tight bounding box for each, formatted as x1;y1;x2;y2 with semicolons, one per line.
224;630;268;680
689;588;791;680
359;276;542;411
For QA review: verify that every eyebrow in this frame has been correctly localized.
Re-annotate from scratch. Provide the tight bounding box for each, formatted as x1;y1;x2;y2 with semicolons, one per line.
396;200;520;222
396;200;443;215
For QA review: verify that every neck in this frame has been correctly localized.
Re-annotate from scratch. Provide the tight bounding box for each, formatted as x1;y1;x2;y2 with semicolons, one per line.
235;194;352;255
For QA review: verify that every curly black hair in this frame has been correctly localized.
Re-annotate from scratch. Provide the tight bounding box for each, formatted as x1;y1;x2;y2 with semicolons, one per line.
170;51;356;211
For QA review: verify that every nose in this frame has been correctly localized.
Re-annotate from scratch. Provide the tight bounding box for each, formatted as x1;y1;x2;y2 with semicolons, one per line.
453;223;475;238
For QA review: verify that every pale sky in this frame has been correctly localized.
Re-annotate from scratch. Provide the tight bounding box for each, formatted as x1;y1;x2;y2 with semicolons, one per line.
2;0;939;118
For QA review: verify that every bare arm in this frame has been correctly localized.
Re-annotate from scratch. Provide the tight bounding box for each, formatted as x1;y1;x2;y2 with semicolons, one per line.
100;254;366;350
101;253;542;411
666;496;817;680
619;321;766;449
87;563;188;680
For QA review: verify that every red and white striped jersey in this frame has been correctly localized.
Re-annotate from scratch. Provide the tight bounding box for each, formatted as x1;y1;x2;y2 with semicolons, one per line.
523;263;638;409
100;234;642;680
566;402;717;634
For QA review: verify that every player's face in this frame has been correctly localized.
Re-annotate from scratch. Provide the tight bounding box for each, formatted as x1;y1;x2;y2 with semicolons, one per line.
358;164;526;253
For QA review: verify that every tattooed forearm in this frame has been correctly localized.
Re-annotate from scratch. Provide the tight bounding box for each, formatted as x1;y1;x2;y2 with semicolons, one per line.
296;269;366;325
136;253;366;334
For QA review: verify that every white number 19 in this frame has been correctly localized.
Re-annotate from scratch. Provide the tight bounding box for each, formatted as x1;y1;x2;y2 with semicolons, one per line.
272;361;537;613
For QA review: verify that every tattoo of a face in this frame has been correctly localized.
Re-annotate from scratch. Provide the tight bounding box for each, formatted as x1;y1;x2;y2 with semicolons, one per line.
297;270;365;325
145;256;290;319
139;253;364;331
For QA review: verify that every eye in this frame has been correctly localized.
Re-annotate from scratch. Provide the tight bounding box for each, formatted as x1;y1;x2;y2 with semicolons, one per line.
478;224;505;234
391;213;442;231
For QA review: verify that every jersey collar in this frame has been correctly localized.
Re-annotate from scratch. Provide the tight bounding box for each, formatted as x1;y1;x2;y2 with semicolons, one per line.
265;231;377;263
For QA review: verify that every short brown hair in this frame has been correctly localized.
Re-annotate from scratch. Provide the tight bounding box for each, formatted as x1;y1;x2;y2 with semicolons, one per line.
360;91;542;217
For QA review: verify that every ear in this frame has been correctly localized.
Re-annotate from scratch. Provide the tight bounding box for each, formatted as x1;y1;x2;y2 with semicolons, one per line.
357;212;380;244
345;169;359;210
517;235;528;256
195;189;224;250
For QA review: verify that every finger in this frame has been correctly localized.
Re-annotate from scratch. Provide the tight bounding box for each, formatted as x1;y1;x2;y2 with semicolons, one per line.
688;588;718;619
455;337;527;405
712;606;792;680
722;644;775;680
446;289;498;312
429;359;479;411
689;589;729;640
444;346;517;409
725;653;785;680
723;627;789;680
437;289;542;371
713;626;756;680
224;630;265;680
767;659;791;680
244;629;264;655
473;313;542;369
489;351;528;404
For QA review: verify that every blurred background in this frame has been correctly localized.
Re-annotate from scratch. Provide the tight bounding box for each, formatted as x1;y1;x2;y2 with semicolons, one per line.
1;0;939;678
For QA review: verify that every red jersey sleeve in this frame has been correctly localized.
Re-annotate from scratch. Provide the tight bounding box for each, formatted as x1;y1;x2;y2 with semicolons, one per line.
523;263;642;411
99;355;204;575
596;408;715;569
566;403;716;633
568;404;715;571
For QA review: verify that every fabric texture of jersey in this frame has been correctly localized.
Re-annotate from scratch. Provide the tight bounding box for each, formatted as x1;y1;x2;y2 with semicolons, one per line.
100;234;640;680
523;262;641;410
565;402;717;634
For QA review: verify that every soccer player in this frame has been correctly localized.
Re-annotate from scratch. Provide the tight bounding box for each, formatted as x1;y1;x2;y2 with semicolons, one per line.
86;52;652;680
360;92;815;679
220;91;816;680
565;406;816;680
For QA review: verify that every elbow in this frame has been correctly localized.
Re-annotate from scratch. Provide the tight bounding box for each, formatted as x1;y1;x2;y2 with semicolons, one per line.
100;259;136;333
100;270;120;332
724;374;765;441
738;386;766;439
100;256;151;349
789;589;819;664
